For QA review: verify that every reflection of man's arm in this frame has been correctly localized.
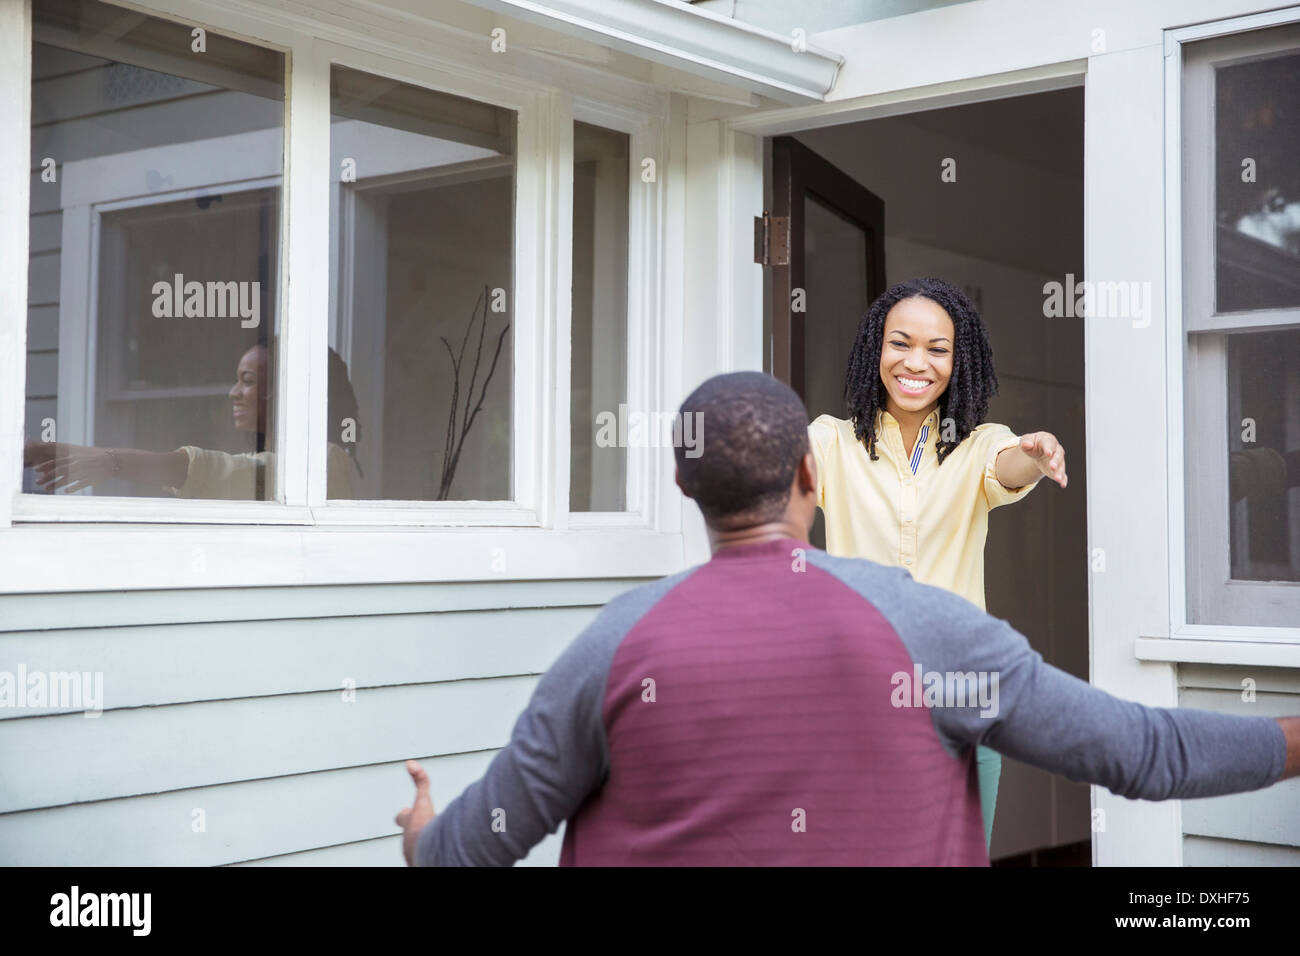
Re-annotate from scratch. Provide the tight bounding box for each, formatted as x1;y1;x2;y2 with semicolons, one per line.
1230;447;1300;502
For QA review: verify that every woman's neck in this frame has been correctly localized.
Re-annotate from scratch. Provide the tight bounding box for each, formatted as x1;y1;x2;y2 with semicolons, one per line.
885;400;937;458
883;400;935;434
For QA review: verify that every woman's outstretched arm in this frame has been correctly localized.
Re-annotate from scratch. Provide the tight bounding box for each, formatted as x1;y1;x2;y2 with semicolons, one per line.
26;440;189;494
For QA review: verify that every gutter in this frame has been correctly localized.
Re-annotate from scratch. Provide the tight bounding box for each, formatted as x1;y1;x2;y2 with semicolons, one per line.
451;0;843;103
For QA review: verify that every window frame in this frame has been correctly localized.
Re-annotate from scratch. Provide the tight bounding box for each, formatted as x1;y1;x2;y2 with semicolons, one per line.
309;40;543;526
7;0;673;533
1167;6;1300;641
566;98;664;530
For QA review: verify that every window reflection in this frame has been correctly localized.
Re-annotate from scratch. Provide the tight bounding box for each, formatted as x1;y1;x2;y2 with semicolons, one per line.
570;121;629;513
22;0;288;500
1226;328;1300;582
1215;52;1300;312
328;66;515;501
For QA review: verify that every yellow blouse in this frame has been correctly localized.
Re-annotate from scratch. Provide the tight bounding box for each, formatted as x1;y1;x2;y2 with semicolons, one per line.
809;408;1035;611
169;442;356;501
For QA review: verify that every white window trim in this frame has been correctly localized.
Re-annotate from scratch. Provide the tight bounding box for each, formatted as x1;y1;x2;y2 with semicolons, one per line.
1;0;686;588
1165;6;1300;643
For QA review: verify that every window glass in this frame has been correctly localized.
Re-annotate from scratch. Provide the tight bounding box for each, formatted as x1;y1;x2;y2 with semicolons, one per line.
22;0;285;501
570;121;629;512
327;66;515;501
1226;328;1300;582
1215;52;1300;312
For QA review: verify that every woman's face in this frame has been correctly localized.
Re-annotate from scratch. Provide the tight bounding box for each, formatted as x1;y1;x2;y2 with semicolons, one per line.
878;296;955;420
229;345;268;432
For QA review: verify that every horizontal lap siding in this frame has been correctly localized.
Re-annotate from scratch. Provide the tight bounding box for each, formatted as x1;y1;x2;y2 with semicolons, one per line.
1178;665;1300;854
0;578;645;865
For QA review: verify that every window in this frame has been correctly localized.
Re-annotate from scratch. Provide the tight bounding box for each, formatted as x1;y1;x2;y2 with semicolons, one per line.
9;0;669;548
570;121;630;513
327;65;516;502
21;0;286;502
1182;21;1300;627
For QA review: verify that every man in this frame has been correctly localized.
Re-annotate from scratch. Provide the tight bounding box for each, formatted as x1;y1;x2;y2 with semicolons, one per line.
396;371;1299;865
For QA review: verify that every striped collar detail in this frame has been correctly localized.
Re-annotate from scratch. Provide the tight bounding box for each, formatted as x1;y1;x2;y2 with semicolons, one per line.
909;422;930;475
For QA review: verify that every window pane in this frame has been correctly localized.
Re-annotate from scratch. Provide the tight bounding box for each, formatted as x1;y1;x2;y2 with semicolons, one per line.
328;66;515;501
1226;328;1300;582
570;122;629;512
1215;50;1300;312
22;0;285;501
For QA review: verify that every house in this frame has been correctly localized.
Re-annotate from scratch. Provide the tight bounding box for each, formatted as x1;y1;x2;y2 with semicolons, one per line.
1;0;1297;866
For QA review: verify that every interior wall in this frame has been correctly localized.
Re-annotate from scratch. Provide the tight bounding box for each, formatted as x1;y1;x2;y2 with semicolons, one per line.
791;87;1088;860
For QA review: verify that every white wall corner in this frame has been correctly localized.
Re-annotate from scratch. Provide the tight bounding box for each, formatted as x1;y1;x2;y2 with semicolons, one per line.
0;0;33;529
1084;43;1181;865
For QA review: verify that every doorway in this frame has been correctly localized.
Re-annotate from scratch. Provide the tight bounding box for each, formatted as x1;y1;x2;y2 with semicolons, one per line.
763;87;1088;864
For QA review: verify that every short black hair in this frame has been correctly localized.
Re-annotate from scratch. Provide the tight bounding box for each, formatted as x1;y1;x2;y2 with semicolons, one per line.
844;277;997;465
674;371;810;528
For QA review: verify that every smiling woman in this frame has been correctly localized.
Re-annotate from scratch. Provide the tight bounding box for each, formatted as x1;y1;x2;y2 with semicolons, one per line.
809;275;1070;851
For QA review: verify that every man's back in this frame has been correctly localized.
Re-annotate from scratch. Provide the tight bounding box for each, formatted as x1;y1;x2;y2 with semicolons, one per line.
562;537;987;865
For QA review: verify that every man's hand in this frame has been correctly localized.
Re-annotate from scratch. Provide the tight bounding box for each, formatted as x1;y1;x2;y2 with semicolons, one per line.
395;759;436;866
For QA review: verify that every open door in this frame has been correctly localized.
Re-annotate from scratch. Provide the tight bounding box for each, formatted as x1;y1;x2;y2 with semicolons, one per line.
765;136;886;422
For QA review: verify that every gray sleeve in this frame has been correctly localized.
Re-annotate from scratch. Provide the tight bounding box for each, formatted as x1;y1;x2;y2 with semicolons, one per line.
809;553;1288;801
414;571;692;866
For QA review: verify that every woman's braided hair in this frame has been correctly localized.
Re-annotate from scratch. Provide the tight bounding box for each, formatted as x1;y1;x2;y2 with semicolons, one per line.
843;277;997;465
251;336;365;477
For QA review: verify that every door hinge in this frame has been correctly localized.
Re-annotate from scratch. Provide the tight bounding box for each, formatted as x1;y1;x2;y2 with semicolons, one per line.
754;211;789;266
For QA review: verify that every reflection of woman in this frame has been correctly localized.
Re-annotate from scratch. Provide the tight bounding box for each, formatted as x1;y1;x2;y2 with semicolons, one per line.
809;278;1068;853
26;343;362;501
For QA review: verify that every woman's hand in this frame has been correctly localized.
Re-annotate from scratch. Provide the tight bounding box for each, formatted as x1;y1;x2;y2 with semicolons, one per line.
995;431;1067;490
33;444;116;494
1017;431;1067;488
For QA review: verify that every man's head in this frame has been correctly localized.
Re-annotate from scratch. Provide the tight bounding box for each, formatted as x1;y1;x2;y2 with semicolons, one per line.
673;371;816;538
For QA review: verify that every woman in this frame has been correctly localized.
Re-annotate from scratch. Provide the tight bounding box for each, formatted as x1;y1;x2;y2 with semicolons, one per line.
28;342;362;500
809;277;1068;851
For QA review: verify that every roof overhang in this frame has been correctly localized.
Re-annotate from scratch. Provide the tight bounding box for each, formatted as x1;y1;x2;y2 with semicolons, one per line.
451;0;842;104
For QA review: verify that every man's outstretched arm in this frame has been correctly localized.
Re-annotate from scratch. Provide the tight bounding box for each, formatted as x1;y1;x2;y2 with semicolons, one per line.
905;578;1292;799
402;570;693;866
407;620;613;867
1280;717;1300;779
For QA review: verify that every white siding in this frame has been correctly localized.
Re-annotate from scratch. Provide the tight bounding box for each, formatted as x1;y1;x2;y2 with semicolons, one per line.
0;578;643;865
1178;665;1300;853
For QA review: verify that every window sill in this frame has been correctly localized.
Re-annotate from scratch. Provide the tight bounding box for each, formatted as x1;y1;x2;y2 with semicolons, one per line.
1135;636;1300;669
0;523;685;593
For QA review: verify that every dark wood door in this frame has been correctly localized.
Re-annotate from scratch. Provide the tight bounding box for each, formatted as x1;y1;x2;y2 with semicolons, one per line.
768;136;886;421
